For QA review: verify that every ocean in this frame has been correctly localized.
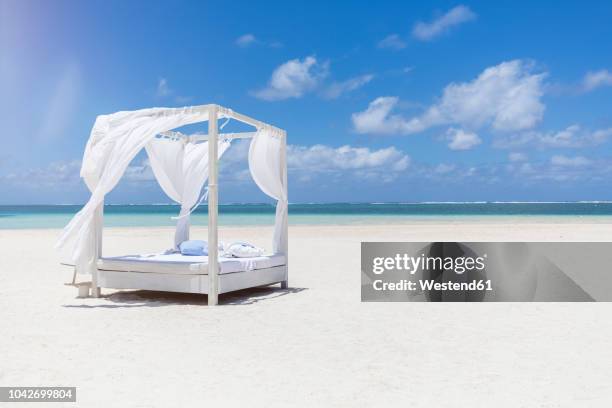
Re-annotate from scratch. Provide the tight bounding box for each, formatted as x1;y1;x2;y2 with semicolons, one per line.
1;203;612;229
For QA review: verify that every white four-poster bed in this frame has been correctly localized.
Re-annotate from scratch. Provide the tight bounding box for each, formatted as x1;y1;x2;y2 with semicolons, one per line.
57;104;288;306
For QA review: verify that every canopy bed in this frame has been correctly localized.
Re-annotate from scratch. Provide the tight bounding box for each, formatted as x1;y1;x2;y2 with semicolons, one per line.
57;104;288;306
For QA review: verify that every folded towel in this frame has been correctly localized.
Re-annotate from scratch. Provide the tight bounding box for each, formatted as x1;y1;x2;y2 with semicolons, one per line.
226;242;264;258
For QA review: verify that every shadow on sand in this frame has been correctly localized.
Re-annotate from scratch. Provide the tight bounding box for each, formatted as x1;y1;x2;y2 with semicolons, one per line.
62;286;307;308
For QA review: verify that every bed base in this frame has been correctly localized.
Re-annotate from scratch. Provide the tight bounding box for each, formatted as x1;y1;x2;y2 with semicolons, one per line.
95;265;288;296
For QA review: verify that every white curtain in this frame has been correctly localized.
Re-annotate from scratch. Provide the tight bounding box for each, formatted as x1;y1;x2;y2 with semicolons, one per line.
248;128;288;254
145;137;231;248
57;107;226;274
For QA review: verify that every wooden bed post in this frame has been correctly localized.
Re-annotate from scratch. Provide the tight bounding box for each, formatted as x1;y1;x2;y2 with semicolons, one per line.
91;202;103;297
208;106;219;305
280;131;289;289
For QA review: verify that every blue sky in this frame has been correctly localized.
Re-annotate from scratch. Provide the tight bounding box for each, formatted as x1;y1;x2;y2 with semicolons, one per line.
1;0;612;204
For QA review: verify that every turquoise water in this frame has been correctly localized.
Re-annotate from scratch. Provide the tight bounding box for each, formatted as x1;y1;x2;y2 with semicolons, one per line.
2;203;612;229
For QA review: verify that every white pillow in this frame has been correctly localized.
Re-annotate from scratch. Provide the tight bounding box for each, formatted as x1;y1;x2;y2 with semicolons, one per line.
226;242;264;258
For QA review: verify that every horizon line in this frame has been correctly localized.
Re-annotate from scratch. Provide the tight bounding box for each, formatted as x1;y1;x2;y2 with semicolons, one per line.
2;201;612;206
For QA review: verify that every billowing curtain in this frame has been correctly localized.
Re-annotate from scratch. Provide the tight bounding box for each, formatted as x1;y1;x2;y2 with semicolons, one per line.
57;107;225;274
145;137;231;248
248;128;288;254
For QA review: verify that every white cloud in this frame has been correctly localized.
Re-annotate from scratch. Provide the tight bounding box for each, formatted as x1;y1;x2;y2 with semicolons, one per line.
377;34;407;50
582;69;612;91
412;5;477;41
540;125;585;147
235;34;282;48
214;140;410;183
541;125;612;147
494;125;612;149
352;97;426;135
288;144;410;183
446;128;481;150
289;144;409;174
493;132;533;149
253;56;329;101
412;150;612;186
420;162;481;180
0;157;157;189
508;152;528;162
429;60;546;131
3;143;409;195
550;155;592;167
505;152;612;184
353;60;546;135
528;158;603;182
155;78;193;103
420;154;612;185
0;160;82;187
156;78;170;97
235;33;257;47
322;74;374;99
2;158;159;187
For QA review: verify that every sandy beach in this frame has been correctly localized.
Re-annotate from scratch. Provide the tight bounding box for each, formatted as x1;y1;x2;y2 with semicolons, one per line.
2;221;612;407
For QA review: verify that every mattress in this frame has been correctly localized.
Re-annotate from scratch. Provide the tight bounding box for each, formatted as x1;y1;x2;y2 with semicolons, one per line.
98;253;286;275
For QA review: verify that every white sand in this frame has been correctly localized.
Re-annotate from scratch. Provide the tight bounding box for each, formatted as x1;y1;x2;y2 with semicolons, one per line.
1;221;612;407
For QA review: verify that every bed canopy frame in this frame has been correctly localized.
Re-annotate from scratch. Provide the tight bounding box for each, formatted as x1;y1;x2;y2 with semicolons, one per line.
57;104;288;306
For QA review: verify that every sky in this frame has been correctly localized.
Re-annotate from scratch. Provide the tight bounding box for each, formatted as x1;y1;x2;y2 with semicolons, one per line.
1;0;612;204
